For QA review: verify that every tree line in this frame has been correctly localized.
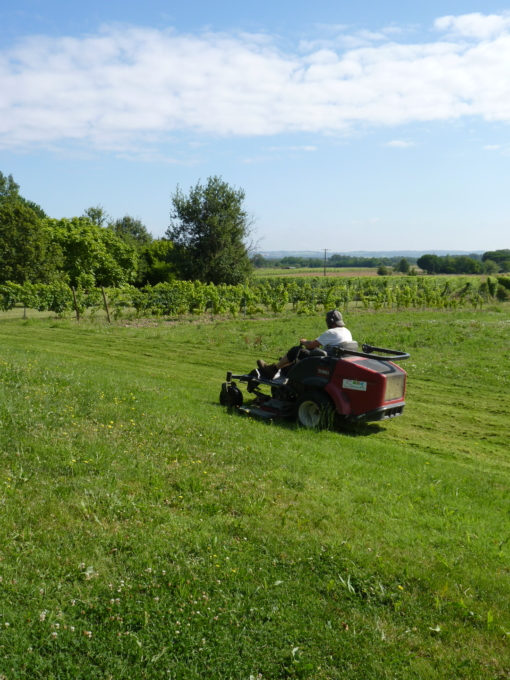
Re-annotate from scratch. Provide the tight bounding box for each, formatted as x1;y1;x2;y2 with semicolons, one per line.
416;252;509;275
0;173;253;288
250;254;419;269
1;170;508;289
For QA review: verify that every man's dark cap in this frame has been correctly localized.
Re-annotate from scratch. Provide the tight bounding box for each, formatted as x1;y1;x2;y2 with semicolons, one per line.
326;309;345;327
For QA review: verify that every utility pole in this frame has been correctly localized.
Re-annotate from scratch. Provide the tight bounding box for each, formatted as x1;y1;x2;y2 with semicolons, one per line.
324;249;328;277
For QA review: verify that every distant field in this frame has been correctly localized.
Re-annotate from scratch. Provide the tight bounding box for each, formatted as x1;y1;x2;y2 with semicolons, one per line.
1;307;509;678
253;267;380;277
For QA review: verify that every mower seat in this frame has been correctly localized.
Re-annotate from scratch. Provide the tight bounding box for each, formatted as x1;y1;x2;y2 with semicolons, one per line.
338;340;359;351
309;349;328;357
309;341;359;358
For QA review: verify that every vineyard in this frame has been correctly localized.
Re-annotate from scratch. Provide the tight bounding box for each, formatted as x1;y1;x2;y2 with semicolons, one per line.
1;275;509;319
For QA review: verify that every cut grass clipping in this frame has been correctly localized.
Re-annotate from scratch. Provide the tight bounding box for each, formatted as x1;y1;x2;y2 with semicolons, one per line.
0;307;509;679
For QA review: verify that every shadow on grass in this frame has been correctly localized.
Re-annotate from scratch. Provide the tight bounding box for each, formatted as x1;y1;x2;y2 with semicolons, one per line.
213;402;385;437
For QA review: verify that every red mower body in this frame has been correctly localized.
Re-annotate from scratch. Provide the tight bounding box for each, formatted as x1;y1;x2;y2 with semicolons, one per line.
221;343;409;427
325;356;406;421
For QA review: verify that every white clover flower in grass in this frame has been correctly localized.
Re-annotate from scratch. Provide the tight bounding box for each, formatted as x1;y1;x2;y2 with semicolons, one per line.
39;611;48;622
70;627;75;632
51;632;58;639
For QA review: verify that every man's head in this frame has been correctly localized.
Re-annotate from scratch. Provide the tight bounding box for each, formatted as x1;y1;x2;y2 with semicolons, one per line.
326;309;345;328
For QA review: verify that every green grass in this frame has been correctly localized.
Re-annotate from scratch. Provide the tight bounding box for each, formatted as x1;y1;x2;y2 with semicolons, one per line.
0;307;509;679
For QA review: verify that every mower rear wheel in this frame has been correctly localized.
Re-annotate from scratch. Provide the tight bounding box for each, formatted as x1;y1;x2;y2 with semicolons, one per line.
295;391;335;429
220;382;244;408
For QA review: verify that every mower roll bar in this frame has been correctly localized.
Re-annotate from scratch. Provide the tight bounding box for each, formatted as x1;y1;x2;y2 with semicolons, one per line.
333;344;410;362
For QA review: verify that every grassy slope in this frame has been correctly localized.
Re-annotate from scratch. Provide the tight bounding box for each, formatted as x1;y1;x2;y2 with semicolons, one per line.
0;308;509;679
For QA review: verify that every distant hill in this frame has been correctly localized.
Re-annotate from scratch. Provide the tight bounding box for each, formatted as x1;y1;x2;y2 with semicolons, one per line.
255;250;485;258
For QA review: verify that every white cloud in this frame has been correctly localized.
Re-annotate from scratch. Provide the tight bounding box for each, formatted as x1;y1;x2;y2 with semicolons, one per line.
483;144;501;150
385;140;416;148
434;13;510;39
2;15;510;153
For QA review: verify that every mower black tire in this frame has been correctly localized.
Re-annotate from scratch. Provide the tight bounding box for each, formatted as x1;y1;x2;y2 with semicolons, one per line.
220;382;244;408
295;391;335;429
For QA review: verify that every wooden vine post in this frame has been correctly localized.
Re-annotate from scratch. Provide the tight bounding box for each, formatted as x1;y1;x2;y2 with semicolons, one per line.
71;286;80;322
101;287;111;323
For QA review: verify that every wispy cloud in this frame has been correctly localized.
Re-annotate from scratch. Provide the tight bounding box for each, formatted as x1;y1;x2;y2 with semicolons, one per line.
267;145;317;152
2;15;510;154
385;140;416;148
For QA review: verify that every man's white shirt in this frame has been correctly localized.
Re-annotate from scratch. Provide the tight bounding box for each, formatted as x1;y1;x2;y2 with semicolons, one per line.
316;327;353;350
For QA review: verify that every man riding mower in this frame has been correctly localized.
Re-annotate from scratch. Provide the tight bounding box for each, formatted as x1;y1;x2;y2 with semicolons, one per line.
220;309;410;429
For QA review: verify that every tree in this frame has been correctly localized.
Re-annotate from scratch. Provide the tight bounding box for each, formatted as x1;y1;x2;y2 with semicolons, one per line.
0;201;62;284
483;259;500;274
377;265;388;276
417;254;440;274
482;249;510;265
166;176;253;285
396;258;410;274
109;215;153;248
82;205;110;227
0;172;20;203
138;239;175;286
0;171;47;218
48;217;139;287
454;256;481;274
250;253;267;268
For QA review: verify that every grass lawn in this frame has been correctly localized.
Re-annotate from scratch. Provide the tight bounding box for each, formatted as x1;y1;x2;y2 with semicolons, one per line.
0;307;509;679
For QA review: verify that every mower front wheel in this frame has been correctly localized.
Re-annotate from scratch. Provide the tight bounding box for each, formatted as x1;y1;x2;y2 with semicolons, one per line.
295;391;335;429
220;382;244;408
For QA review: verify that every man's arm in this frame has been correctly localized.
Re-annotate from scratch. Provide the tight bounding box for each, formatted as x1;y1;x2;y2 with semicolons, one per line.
299;338;321;350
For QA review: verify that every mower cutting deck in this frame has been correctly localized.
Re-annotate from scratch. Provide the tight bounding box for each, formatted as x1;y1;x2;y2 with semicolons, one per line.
219;343;410;429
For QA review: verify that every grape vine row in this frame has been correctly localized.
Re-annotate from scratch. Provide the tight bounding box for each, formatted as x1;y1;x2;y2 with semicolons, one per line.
1;276;508;319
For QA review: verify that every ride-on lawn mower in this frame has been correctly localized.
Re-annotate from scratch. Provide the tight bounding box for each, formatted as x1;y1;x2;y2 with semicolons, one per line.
219;342;410;428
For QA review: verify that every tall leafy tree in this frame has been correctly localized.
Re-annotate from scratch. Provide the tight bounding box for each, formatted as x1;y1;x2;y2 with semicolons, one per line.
109;215;153;247
166;176;253;285
82;205;110;227
0;201;62;284
0;171;47;218
48;217;139;287
0;172;20;203
417;254;440;274
396;258;410;274
138;239;175;286
482;249;510;265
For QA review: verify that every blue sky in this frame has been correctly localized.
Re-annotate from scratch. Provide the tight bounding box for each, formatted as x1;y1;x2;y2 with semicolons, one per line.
1;1;510;252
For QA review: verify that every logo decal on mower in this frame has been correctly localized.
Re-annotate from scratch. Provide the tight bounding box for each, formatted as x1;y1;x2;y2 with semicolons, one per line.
317;368;330;377
343;379;367;391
